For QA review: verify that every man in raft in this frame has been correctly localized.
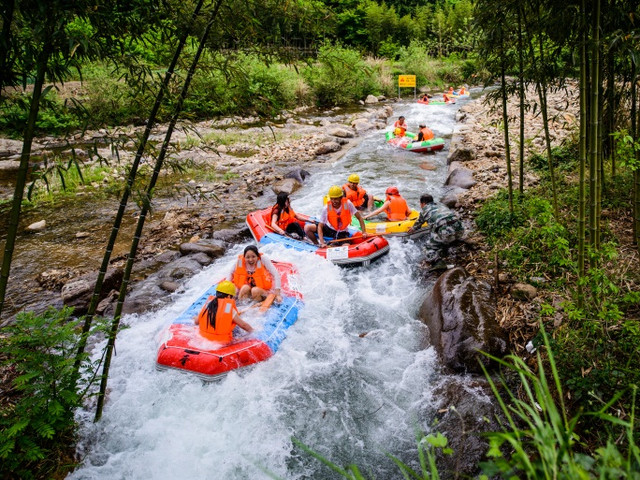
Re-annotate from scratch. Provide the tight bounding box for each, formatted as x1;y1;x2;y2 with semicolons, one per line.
416;124;434;142
342;173;374;211
393;115;408;137
363;186;412;222
304;185;368;248
195;281;254;343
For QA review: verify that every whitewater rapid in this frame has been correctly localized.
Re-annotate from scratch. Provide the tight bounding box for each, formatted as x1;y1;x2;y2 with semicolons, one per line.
70;99;464;479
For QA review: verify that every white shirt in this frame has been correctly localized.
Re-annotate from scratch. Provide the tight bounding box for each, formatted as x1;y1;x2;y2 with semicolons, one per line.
319;200;357;232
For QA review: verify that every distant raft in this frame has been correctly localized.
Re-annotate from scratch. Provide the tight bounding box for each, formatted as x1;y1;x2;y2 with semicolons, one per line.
156;261;303;381
386;131;445;153
246;208;390;267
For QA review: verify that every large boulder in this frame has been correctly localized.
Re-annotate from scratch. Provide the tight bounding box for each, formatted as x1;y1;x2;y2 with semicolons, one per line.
419;267;508;373
445;167;476;189
61;267;124;314
284;167;311;184
314;141;341;155
272;177;302;195
447;147;476;165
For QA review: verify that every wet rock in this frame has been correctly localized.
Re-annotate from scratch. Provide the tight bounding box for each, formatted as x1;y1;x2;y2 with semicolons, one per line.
61;267;124;314
190;252;213;266
75;231;91;239
179;242;225;258
211;225;251;242
0;160;20;172
440;193;459;208
37;269;74;290
272;177;302;195
0;139;27;158
25;220;46;233
419;267;508;373
445;168;476;190
160;281;180;293
511;283;537;300
327;127;355;138
352;118;373;132
314;141;341;155
447;147;476;165
429;376;505;478
284;167;311;184
364;94;379;104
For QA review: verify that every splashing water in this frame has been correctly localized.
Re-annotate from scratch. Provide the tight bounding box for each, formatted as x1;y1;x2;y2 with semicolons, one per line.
69;98;468;479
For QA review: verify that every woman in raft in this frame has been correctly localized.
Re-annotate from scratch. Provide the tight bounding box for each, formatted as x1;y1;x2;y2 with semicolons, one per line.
195;280;254;343
270;192;307;239
228;245;282;303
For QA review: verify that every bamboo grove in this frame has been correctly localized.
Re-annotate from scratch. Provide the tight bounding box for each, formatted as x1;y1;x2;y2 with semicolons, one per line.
474;0;640;307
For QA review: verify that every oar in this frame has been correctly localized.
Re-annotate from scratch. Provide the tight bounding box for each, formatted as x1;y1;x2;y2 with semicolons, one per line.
325;234;382;245
265;223;291;238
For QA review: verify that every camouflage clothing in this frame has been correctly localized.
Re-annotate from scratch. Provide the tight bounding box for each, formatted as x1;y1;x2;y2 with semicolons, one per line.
415;202;464;249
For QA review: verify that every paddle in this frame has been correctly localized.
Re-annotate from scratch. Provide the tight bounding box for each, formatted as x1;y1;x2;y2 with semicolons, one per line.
265;223;291;238
325;234;382;245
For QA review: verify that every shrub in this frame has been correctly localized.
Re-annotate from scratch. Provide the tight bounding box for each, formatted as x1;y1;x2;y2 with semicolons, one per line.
0;91;80;137
0;308;106;479
303;43;383;106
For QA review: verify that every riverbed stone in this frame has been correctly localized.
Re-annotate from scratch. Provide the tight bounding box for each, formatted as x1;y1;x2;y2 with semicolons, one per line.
61;267;124;314
428;376;506;478
511;283;537;300
440;193;459;208
352;118;374;132
272;177;302;195
419;267;508;373
328;127;355;138
447;147;476;165
364;94;379;104
445;168;476;190
284;167;311;184
0;160;20;172
314;141;341;155
179;242;225;258
25;220;46;232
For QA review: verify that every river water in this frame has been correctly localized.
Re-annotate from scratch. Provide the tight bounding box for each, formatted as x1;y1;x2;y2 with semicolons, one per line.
69;98;466;479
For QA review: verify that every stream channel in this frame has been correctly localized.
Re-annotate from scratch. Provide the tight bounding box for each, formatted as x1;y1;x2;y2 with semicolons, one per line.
67;98;469;479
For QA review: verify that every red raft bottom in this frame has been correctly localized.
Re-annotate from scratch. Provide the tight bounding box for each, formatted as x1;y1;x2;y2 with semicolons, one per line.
156;324;273;380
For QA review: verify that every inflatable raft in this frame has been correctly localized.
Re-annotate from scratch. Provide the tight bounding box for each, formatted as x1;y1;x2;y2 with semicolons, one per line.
351;199;429;239
417;97;455;105
386;131;445;153
156;261;303;381
246;208;390;267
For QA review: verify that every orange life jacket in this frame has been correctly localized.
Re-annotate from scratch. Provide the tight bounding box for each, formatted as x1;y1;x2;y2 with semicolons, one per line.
385;195;409;221
342;183;366;208
458;87;466;94
326;198;352;231
231;254;273;290
271;204;297;230
393;120;407;136
198;297;237;343
447;87;454;94
419;127;434;141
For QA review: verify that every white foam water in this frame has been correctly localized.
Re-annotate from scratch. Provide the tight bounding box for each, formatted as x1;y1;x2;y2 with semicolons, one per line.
69;98;467;479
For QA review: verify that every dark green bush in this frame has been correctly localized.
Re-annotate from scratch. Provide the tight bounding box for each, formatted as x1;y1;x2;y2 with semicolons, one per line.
528;142;578;172
0;92;80;137
0;307;105;479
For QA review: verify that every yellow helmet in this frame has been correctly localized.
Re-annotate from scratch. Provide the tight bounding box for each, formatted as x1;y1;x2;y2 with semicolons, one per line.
216;280;236;296
348;173;360;184
328;185;343;198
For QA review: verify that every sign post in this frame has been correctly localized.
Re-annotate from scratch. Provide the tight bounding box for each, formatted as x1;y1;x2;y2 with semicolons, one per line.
398;75;417;99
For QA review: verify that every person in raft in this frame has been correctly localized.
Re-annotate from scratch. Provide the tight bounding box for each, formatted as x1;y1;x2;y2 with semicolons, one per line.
416;124;434;142
270;192;307;239
228;245;282;303
419;93;430;103
446;86;454;94
195;280;254;343
304;185;368;247
363;186;411;221
442;92;455;103
342;173;374;211
393;115;408;137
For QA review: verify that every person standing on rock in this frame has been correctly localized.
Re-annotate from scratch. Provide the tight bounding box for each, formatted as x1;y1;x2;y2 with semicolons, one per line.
228;245;282;303
408;193;464;262
342;173;374;211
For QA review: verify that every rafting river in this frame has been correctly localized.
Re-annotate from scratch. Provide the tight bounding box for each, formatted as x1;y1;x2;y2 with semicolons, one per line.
69;98;467;479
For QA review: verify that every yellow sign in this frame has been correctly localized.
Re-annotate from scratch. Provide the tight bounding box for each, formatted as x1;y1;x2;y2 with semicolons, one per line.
398;75;416;88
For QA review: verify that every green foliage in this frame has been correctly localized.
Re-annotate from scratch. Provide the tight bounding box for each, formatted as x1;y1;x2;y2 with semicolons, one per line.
528;143;578;172
303;43;384;106
0;90;80;137
612;129;640;172
0;308;107;479
289;431;448;480
481;327;640;479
